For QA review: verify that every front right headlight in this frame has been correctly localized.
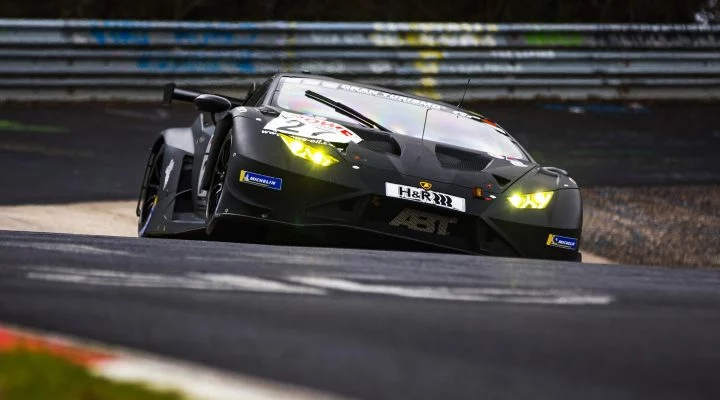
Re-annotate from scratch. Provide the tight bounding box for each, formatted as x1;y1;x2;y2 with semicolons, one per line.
507;191;554;209
279;133;339;167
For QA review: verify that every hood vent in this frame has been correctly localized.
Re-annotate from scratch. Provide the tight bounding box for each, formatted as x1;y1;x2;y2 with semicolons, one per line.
492;174;512;187
435;144;492;172
358;138;400;155
354;127;401;156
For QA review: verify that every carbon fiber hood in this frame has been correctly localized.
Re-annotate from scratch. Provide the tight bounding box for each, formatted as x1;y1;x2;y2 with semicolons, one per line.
345;132;535;192
243;108;535;193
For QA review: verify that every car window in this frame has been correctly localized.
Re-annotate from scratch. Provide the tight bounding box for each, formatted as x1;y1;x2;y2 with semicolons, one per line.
272;77;528;160
245;79;272;106
274;78;427;137
423;109;529;160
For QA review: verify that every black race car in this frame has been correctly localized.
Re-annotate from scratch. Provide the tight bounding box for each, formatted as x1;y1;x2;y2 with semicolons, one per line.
137;74;582;261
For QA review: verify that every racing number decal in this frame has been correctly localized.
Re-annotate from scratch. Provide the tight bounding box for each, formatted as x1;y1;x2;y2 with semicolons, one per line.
275;119;304;134
263;111;363;144
275;119;325;137
389;209;458;236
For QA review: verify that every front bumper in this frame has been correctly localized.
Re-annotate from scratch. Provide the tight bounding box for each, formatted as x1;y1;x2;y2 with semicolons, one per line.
211;145;582;261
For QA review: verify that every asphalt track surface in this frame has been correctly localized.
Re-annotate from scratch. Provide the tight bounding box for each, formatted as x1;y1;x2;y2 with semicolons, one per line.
2;230;720;399
1;102;719;205
1;102;719;398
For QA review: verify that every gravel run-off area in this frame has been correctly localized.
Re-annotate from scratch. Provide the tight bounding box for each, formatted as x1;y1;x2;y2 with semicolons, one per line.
583;185;720;268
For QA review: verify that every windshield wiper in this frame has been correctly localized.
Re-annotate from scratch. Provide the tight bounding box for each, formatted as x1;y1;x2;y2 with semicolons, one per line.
304;90;393;134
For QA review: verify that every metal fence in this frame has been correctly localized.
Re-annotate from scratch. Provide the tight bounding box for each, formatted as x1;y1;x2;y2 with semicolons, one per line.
1;19;719;101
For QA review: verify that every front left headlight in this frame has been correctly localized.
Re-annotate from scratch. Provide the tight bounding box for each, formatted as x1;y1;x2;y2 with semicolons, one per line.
507;191;554;209
279;133;339;167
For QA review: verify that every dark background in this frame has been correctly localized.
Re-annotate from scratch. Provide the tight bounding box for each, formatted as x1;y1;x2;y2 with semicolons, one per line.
0;0;717;23
1;102;718;206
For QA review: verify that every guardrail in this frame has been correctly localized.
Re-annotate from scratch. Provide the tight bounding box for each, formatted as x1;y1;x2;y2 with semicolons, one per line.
1;19;719;101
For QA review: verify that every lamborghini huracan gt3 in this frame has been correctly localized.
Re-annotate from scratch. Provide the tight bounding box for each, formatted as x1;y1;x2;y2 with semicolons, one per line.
137;74;582;261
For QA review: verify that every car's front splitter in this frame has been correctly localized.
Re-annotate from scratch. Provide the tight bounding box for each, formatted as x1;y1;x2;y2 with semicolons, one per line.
215;152;580;260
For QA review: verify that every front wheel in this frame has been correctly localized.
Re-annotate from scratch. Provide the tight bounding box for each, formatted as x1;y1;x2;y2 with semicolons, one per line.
204;132;267;242
206;132;232;224
138;144;165;237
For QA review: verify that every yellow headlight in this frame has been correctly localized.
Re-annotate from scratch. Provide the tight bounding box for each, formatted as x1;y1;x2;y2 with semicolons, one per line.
279;134;339;167
507;191;554;209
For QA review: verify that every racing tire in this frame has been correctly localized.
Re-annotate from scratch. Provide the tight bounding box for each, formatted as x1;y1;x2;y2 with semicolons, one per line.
138;144;165;237
205;132;233;232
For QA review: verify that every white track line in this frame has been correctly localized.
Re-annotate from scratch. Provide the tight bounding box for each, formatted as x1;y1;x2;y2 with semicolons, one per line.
289;276;613;305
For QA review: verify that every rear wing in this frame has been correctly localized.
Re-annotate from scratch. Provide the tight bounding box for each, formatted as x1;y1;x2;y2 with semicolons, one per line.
162;83;245;108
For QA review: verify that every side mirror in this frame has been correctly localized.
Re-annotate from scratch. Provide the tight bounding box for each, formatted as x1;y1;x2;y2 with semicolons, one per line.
193;94;232;113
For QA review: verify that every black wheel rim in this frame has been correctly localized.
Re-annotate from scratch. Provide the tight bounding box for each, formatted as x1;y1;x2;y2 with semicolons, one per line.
207;134;232;219
139;148;164;232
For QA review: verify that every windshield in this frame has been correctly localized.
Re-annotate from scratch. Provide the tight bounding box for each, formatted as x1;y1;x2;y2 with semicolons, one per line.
272;77;529;160
423;109;528;160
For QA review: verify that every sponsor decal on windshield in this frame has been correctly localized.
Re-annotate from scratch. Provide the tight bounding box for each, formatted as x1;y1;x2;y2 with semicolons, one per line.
385;182;465;212
262;111;363;144
282;77;446;111
339;84;446;110
283;77;341;90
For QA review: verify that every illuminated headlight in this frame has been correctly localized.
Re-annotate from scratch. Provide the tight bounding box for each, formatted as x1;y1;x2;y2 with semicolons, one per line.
279;133;339;167
507;191;554;209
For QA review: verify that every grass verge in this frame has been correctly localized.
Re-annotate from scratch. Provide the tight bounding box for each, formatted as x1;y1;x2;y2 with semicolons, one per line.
0;349;184;400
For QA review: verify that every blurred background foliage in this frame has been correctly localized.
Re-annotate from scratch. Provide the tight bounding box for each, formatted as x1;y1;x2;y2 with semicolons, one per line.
0;0;717;22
